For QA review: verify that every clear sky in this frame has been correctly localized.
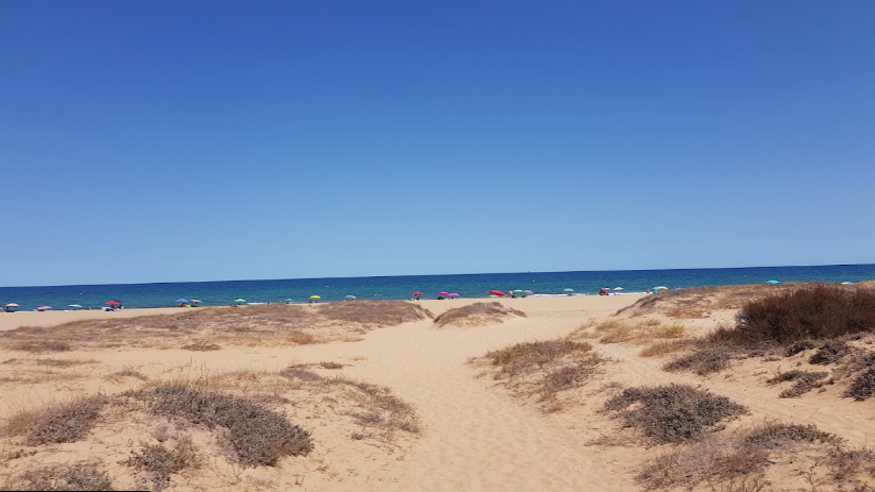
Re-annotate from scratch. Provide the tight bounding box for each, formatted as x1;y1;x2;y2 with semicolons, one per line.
1;1;873;287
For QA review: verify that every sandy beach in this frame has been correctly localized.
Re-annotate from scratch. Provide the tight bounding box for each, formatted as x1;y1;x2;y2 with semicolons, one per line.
1;290;873;491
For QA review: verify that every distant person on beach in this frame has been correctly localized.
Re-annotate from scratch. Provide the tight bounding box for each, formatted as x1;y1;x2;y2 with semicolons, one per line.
599;288;609;296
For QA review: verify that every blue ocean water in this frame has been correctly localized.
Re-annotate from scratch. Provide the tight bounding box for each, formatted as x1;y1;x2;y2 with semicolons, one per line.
1;264;874;311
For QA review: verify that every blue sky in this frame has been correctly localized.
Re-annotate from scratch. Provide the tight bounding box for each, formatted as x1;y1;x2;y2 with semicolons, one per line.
1;1;873;287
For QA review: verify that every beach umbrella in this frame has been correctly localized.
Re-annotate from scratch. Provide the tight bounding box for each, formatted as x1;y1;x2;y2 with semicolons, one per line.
412;291;423;296
345;295;357;300
447;293;459;297
106;300;121;306
5;303;19;307
489;290;506;296
438;291;450;296
512;289;523;294
68;304;83;309
613;287;624;291
765;280;781;285
523;290;533;296
175;298;189;304
656;286;669;290
233;298;246;304
841;282;854;285
37;305;52;311
310;295;321;300
284;298;293;303
563;288;574;293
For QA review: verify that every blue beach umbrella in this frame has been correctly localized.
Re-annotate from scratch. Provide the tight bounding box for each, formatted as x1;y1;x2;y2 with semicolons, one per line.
765;280;781;285
175;298;189;304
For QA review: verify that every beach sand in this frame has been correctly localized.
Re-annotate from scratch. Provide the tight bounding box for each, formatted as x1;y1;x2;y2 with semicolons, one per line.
0;293;873;491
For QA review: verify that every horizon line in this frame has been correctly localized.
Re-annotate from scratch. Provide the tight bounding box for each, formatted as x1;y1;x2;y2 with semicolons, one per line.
1;261;873;290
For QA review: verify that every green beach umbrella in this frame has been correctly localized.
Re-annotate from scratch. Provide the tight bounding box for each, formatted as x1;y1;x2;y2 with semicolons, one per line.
765;280;781;285
234;298;246;304
563;288;574;293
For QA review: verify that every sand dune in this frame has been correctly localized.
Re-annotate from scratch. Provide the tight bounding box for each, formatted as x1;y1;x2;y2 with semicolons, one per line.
1;293;873;491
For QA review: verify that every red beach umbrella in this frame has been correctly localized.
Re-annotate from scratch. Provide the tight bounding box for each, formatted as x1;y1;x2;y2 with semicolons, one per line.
412;291;423;296
106;300;121;306
489;290;506;296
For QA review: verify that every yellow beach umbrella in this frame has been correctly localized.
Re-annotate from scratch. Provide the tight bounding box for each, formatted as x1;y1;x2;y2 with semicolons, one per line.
310;295;321;300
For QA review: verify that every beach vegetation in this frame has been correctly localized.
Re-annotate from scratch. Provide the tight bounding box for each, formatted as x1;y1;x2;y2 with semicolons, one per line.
4;395;108;445
0;301;432;351
125;383;313;467
433;302;525;327
0;464;114;491
766;370;829;398
711;284;875;346
604;384;748;444
663;350;733;375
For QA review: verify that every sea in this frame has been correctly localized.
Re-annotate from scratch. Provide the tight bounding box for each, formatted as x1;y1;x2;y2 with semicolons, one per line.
1;264;874;312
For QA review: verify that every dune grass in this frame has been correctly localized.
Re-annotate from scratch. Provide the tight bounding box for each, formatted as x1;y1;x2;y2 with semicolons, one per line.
0;301;433;351
433;302;526;327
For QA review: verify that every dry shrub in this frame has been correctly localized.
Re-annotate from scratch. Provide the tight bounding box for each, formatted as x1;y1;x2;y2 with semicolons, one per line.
319;361;344;369
0;464;113;491
127;384;313;466
766;370;828;398
663;350;732;375
12;341;71;353
480;339;605;405
604;384;747;444
317;301;433;326
785;339;817;357
715;284;875;346
809;340;851;365
4;396;108;445
823;445;875;482
744;422;840;447
637;436;768;490
847;367;875;401
181;342;221;352
485;340;592;374
124;438;199;491
639;340;692;358
110;368;149;381
433;302;526;327
637;421;839;491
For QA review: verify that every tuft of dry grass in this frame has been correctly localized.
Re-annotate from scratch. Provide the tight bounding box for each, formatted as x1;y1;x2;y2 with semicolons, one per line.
0;464;114;491
604;384;748;444
744;422;841;446
639;340;693;358
766;370;828;398
181;342;221;352
485;340;592;375
663;350;732;375
12;341;71;353
124;437;199;491
479;339;605;406
4;395;108;445
637;421;840;491
809;340;851;365
433;302;526;327
126;383;313;467
847;367;875;401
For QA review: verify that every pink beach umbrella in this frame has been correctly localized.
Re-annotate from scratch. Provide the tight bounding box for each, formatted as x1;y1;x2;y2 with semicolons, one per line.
37;305;52;311
438;291;450;296
447;293;460;298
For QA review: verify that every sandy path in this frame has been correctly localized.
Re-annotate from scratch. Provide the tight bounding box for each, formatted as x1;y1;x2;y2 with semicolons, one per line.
286;297;637;491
